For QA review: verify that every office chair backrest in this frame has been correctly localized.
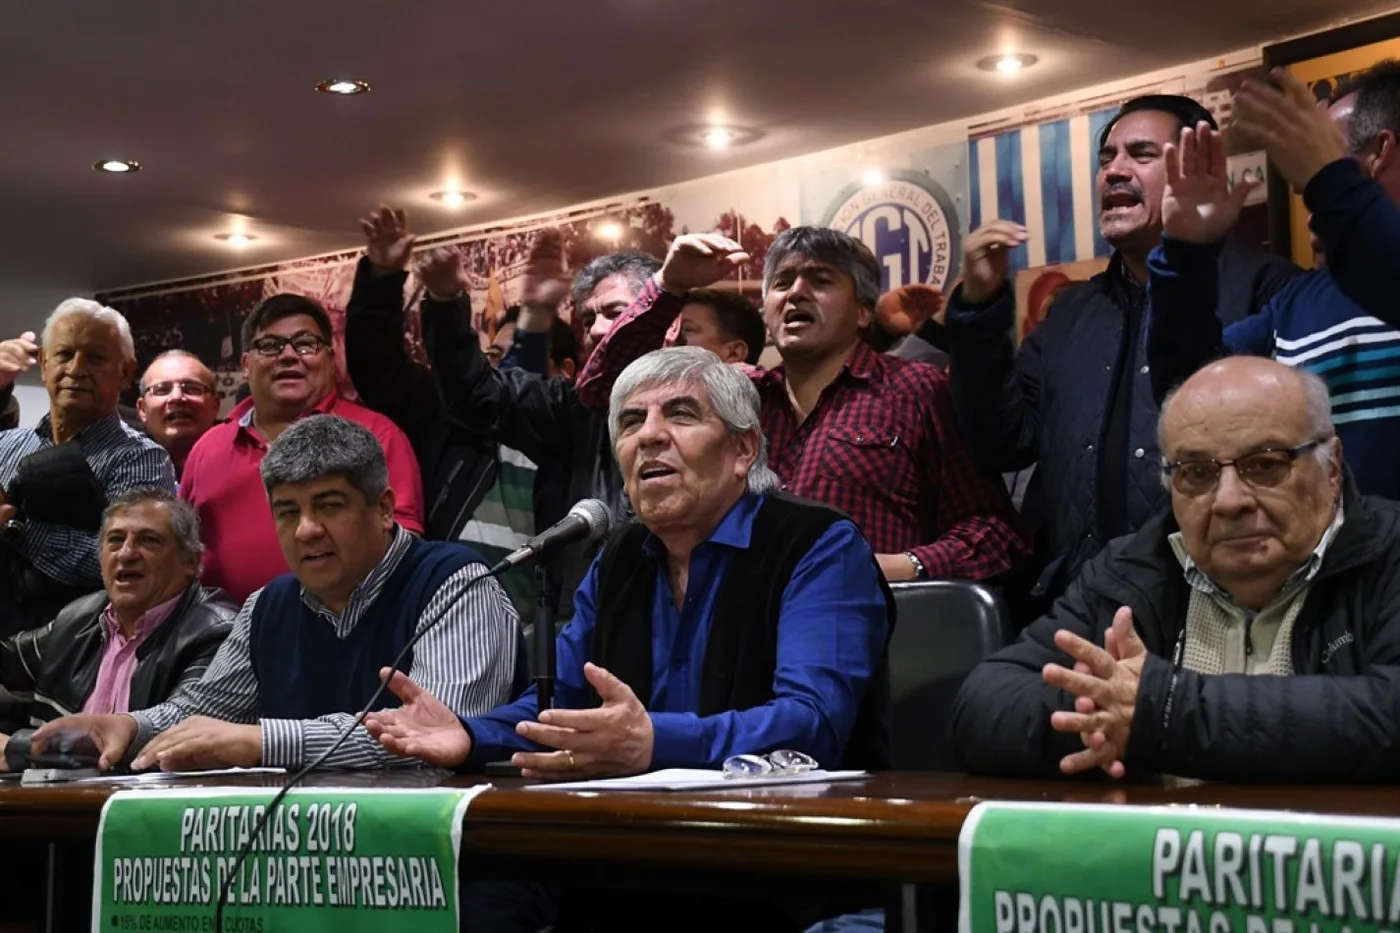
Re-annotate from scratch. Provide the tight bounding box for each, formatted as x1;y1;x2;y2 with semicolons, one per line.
887;580;1009;771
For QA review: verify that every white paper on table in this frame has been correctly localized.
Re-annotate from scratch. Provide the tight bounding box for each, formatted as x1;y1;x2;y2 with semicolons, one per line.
53;766;288;785
523;768;869;792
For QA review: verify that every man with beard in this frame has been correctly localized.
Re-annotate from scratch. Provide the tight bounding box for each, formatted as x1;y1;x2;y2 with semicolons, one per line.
943;94;1299;612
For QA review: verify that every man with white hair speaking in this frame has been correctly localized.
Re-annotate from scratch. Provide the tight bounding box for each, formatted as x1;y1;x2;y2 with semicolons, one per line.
0;300;176;634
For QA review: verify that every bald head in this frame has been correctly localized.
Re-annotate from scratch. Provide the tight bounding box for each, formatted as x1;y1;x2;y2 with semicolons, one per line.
1160;357;1333;460
1160;357;1341;611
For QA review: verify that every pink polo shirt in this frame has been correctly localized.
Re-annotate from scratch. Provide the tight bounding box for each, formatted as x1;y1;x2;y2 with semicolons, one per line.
83;593;184;715
179;392;425;603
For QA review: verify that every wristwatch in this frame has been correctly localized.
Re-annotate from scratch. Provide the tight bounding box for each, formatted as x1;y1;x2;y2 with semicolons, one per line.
904;551;928;580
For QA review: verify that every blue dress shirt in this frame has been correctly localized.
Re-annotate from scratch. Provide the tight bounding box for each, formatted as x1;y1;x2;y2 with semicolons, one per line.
462;491;889;770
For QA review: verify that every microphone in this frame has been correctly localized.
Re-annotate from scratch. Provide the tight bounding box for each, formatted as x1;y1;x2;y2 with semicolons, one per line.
489;498;612;574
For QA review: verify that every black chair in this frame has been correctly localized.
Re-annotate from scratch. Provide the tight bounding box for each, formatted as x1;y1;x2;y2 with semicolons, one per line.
886;580;1010;772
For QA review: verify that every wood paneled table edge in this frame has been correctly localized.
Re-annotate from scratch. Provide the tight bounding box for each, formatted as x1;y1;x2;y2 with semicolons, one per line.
4;772;1399;885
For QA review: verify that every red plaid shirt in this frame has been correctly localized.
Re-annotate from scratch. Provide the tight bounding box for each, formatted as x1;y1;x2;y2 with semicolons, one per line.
576;278;1028;581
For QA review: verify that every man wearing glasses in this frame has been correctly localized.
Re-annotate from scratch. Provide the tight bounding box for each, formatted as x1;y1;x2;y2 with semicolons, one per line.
136;351;221;480
952;356;1400;783
179;295;424;603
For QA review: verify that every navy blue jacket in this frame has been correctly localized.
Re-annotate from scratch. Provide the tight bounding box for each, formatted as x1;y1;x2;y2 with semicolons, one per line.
1147;159;1400;500
946;245;1297;599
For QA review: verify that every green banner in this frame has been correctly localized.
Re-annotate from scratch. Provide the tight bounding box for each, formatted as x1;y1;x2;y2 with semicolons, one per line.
92;786;484;933
959;801;1400;933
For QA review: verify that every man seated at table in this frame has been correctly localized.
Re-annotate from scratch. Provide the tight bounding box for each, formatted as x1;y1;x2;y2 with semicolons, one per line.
0;301;177;634
33;415;521;772
366;346;892;779
950;356;1400;783
0;487;235;767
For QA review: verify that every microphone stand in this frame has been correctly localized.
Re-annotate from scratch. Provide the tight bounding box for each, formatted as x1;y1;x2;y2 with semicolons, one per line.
532;563;556;714
483;563;556;779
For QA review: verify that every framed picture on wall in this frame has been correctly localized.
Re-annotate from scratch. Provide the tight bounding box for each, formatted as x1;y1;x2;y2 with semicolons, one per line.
1263;12;1400;267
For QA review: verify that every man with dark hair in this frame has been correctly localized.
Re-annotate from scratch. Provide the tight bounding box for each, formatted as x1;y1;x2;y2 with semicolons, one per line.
0;487;234;768
345;209;648;618
34;416;521;773
180;291;424;603
1147;63;1400;501
577;228;1027;584
674;289;766;365
943;94;1299;611
137;350;221;479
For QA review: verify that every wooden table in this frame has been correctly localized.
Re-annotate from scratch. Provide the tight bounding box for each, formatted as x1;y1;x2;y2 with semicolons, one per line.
5;771;1400;886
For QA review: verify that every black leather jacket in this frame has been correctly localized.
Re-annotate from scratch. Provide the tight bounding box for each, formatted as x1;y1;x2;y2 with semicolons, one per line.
0;583;235;731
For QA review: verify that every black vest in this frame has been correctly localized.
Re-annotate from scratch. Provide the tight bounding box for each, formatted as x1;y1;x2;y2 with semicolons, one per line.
249;537;490;719
593;493;894;770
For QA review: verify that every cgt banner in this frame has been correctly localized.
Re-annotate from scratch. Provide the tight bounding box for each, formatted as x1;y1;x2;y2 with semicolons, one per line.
92;786;486;933
959;801;1400;933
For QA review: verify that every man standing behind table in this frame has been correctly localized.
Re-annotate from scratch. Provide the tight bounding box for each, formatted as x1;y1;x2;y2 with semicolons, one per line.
943;95;1297;608
1147;64;1400;501
574;227;1027;584
0;302;177;634
34;416;521;773
135;350;222;481
180;293;425;603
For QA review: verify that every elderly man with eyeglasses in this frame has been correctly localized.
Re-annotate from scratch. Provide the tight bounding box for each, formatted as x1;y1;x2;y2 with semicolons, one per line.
179;294;424;603
952;355;1400;784
136;350;222;479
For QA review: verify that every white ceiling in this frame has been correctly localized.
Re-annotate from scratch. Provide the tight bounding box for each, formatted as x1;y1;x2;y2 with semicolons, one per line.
0;0;1393;295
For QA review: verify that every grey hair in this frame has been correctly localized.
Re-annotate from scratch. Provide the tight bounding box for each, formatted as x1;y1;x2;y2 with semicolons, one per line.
608;346;780;495
1158;365;1337;487
761;226;882;311
571;252;662;312
101;487;204;563
43;298;136;363
139;349;213;392
259;415;389;502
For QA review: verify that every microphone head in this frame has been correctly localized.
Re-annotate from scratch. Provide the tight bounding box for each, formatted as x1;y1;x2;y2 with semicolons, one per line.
568;498;612;541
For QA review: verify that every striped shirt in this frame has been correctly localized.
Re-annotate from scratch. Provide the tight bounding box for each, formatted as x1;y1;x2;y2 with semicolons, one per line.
0;411;176;585
130;526;519;770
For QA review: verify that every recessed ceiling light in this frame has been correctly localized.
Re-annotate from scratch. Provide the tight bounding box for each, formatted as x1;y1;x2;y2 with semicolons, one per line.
215;233;255;247
94;159;141;173
978;54;1038;74
862;168;885;187
430;190;477;207
668;124;762;150
315;78;371;95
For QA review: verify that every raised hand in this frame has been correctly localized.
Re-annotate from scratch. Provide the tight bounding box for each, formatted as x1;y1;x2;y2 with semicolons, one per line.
1162;122;1256;245
414;248;468;302
657;234;751;296
520;229;571;309
960;222;1027;304
1232;68;1348;193
0;331;39;389
360;205;417;273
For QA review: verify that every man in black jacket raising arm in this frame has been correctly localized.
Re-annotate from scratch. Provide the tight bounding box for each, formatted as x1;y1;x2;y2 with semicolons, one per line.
951;356;1400;783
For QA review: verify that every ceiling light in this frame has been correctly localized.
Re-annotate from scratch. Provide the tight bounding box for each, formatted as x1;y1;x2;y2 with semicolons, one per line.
862;168;885;187
94;159;141;173
315;78;371;95
596;221;623;242
978;54;1038;74
704;128;735;150
430;190;477;207
215;233;255;247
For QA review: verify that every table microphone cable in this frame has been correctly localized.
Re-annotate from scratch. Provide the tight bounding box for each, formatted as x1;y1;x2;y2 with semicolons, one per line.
211;563;506;931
